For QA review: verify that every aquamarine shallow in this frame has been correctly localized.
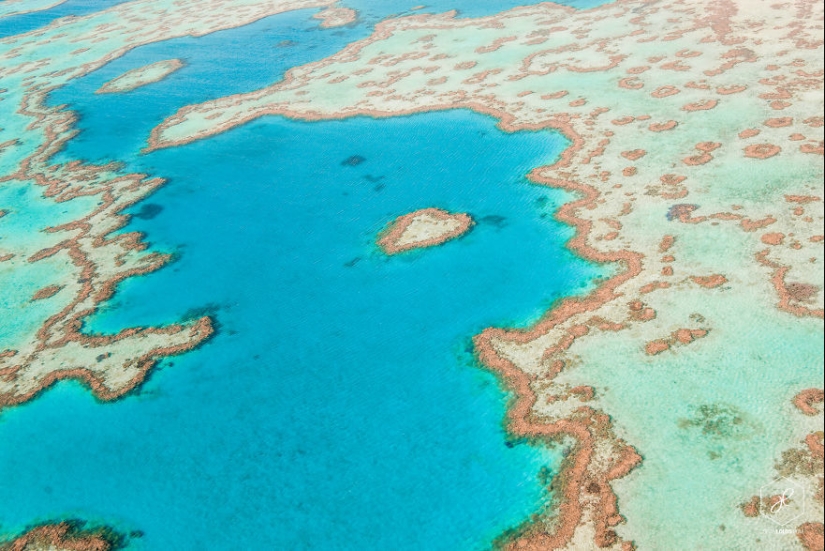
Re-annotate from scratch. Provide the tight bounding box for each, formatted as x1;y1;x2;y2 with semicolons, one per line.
0;108;603;548
0;3;608;549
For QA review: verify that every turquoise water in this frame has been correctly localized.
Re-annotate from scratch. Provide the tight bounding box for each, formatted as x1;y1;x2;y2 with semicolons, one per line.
0;0;610;41
1;3;608;549
0;0;132;38
1;107;602;549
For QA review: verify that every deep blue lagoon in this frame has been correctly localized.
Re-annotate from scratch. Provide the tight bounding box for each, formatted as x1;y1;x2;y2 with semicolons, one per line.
0;3;607;549
0;107;604;550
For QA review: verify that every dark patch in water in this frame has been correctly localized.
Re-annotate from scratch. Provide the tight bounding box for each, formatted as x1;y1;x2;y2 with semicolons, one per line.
374;184;385;192
180;303;223;335
276;40;297;48
480;215;508;228
537;466;554;486
166;250;184;267
678;403;760;440
133;203;163;220
344;257;361;267
363;174;384;183
341;155;366;166
667;203;699;221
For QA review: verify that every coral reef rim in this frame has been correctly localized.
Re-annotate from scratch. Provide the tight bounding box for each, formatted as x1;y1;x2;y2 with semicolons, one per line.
0;0;822;548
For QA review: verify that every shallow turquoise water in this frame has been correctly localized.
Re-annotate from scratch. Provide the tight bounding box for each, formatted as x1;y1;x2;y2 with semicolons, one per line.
0;108;603;550
0;0;610;40
1;3;609;549
0;0;132;38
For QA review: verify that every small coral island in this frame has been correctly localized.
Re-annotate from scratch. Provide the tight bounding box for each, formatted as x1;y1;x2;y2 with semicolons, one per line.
378;208;473;254
96;59;184;94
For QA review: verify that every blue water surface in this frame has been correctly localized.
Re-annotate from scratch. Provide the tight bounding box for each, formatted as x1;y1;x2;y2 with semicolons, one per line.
1;109;600;549
0;0;610;40
0;0;132;38
1;3;609;549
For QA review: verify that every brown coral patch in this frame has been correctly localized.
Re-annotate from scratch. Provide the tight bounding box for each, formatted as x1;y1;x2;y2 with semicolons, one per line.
785;195;821;204
717;85;747;94
621;149;646;161
635;307;656;321
541;90;568;100
667;203;699;222
798;522;825;551
648;327;709;354
674;328;694;344
806;432;824;460
649;120;678;132
786;283;819;302
640;281;670;294
0;365;21;383
744;143;782;159
741;216;776;231
645;340;670;355
651;85;681;98
691;274;728;288
3;522;117;551
618;77;644;89
764;117;793;127
696;141;722;152
628;300;644;312
756;251;824;318
683;99;718;111
801;142;824;155
626;65;649;74
661;174;686;186
761;232;785;245
683;152;712;165
31;284;62;301
612;116;635;125
740;495;760;517
793;389;824;416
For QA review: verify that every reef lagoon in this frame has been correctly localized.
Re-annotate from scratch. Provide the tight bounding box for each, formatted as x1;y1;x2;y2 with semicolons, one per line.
2;0;821;549
0;3;605;547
